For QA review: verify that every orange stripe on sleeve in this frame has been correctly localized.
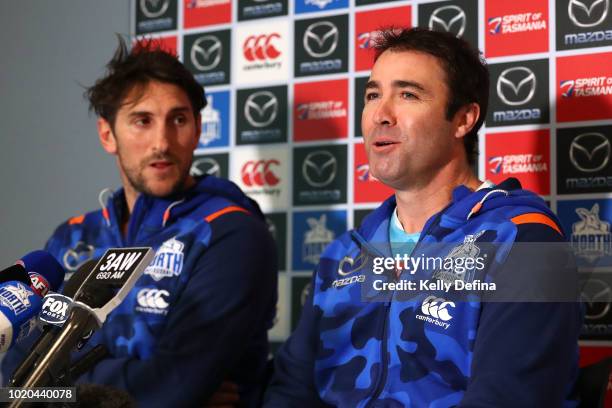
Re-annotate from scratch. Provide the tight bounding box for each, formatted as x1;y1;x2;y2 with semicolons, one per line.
204;206;250;223
68;214;85;225
511;213;563;235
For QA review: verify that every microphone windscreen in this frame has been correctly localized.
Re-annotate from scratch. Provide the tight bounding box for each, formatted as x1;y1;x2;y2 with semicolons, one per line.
19;250;66;293
0;264;31;285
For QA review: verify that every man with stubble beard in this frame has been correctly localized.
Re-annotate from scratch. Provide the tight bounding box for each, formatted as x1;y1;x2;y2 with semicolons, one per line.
2;37;277;408
264;28;581;407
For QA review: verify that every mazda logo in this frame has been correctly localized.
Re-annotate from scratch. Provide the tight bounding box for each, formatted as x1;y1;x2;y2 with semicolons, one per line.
190;35;222;72
570;132;611;173
140;0;169;18
303;21;339;58
429;5;467;38
580;278;612;320
190;157;222;177
496;66;536;106
338;252;369;276
244;91;278;128
568;0;609;28
302;150;337;188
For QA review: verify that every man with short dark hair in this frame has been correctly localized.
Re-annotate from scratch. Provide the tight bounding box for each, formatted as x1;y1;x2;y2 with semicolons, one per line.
2;37;277;407
264;27;581;407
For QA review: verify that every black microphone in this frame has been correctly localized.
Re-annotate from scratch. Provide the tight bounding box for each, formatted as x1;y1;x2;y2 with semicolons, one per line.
8;247;153;394
8;260;98;388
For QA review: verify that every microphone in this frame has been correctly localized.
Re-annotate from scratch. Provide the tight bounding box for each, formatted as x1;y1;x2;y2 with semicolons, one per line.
18;250;65;296
8;259;98;388
9;247;154;390
0;251;66;353
0;250;65;293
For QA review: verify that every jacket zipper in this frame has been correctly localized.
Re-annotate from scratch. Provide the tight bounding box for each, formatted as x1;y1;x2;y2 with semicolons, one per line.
363;212;443;406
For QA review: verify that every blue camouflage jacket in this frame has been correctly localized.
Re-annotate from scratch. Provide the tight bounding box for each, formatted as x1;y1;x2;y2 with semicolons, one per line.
266;178;582;408
2;175;278;407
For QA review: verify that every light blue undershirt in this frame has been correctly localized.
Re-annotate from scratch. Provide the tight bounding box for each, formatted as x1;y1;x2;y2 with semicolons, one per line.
388;181;494;258
389;208;420;258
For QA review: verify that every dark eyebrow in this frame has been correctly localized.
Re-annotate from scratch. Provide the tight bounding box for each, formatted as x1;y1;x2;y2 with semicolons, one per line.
365;80;427;92
392;80;426;92
168;106;191;114
127;106;191;118
365;80;380;90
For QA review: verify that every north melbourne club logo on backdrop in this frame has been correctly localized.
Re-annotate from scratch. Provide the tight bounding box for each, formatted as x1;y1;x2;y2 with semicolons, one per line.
236;85;287;144
487;59;550;126
198;90;229;149
295;0;348;14
183;30;231;86
235;21;290;85
294;14;348;77
485;0;549;57
417;0;478;48
293;145;347;206
355;6;412;72
292;210;347;271
136;0;177;34
556;0;612;50
231;146;289;211
557;125;612;194
556;53;612;122
190;153;229;179
238;0;288;21
557;200;612;267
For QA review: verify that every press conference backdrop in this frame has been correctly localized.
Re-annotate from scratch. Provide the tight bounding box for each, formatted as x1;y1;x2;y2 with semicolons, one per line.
142;0;610;371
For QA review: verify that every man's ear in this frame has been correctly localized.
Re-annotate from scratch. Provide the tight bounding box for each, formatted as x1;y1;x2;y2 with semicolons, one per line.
453;103;481;140
98;118;117;155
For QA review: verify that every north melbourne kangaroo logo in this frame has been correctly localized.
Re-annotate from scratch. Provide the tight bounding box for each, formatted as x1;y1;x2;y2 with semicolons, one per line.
571;204;612;262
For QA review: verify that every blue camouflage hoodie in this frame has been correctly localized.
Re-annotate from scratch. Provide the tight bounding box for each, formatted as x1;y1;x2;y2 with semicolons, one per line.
2;175;278;407
266;178;582;408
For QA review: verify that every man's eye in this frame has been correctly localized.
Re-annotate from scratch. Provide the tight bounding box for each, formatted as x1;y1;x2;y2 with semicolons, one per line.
401;92;417;100
135;118;150;126
174;115;187;125
365;92;379;101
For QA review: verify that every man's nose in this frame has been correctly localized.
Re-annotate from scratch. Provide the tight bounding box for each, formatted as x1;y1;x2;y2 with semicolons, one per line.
152;123;173;152
373;97;396;126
